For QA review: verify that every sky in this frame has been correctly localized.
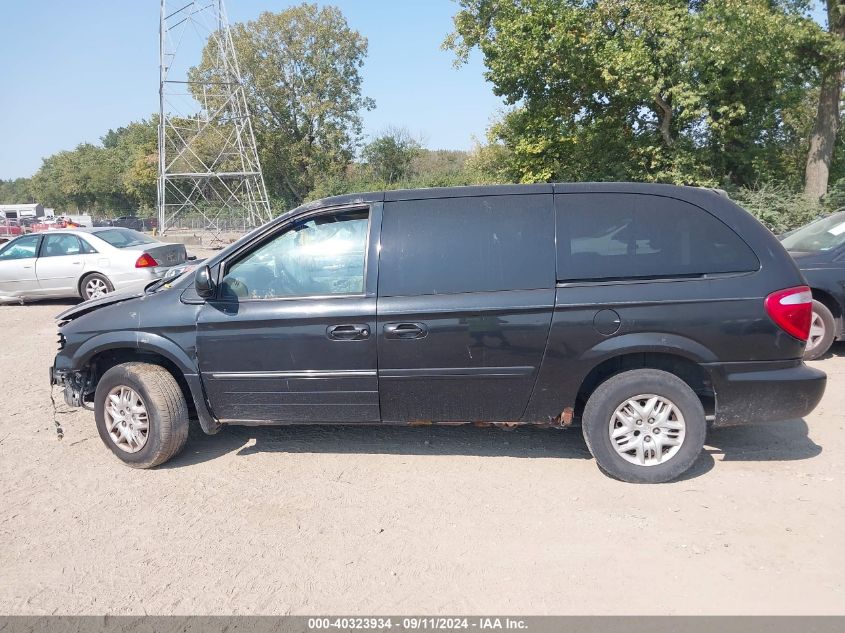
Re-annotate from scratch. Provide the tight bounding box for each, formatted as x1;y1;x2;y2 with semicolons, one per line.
0;0;504;180
0;1;829;181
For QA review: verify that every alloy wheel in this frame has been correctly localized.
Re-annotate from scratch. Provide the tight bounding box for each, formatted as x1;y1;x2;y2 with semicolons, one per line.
104;386;149;453
806;311;826;352
86;278;109;299
608;394;686;466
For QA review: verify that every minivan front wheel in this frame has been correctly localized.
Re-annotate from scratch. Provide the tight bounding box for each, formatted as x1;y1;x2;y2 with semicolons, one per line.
582;369;706;483
94;362;189;468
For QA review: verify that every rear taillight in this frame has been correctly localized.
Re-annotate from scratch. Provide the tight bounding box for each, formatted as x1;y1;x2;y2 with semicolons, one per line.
764;286;812;341
135;253;158;268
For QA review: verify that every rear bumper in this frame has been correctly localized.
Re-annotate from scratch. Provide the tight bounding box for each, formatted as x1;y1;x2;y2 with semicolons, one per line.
705;360;826;427
110;268;168;292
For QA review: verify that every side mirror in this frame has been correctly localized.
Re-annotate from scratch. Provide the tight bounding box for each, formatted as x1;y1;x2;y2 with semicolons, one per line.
194;265;215;298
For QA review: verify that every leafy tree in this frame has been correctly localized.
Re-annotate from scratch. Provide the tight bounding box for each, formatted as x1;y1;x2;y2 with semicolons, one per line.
732;182;824;233
0;178;35;204
307;146;477;200
463;140;516;184
103;118;159;210
30;145;109;211
189;3;374;207
446;0;824;187
25;119;158;214
412;148;469;178
804;1;845;200
361;127;421;183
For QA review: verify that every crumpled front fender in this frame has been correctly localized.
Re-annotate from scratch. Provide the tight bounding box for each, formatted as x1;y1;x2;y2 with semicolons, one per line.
66;330;198;376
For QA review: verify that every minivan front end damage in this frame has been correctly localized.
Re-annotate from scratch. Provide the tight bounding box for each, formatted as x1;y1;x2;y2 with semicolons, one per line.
51;365;95;409
52;322;95;409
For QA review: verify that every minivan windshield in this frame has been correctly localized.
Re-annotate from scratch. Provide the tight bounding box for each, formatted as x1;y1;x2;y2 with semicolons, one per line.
781;211;845;252
94;229;157;248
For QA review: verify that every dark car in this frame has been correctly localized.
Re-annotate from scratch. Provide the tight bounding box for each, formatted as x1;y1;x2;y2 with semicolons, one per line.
50;183;825;483
18;216;41;229
111;216;157;231
780;210;845;360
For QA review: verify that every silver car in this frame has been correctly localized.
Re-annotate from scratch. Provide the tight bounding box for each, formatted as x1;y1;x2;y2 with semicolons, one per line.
0;228;187;302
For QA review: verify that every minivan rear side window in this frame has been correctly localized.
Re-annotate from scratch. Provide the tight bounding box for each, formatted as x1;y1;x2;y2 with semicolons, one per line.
556;193;759;281
379;194;555;297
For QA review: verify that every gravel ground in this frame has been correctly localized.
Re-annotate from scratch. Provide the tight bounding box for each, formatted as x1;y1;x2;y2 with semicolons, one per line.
0;300;842;615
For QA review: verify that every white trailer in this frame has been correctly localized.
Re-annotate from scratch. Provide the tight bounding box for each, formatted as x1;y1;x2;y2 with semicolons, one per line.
0;203;45;220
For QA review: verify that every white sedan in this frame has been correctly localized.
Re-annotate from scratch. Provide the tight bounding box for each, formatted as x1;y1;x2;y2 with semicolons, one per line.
0;228;188;303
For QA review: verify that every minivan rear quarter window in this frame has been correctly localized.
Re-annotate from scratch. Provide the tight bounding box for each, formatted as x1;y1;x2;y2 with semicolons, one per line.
379;194;555;296
556;193;759;281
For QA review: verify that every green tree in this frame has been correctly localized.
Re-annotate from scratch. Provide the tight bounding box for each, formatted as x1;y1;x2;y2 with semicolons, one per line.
190;3;374;207
446;0;823;187
0;178;35;204
23;118;158;215
103;118;159;210
31;144;125;213
31;146;104;211
361;127;421;183
804;1;845;200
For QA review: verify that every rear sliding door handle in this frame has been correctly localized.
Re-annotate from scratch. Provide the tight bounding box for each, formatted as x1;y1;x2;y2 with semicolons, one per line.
327;323;370;341
383;322;428;340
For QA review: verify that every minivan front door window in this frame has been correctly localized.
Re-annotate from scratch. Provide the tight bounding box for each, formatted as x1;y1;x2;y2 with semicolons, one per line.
220;209;369;300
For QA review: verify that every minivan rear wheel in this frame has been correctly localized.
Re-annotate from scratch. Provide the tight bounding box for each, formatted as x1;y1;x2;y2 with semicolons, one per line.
803;300;835;361
94;362;189;468
582;369;706;483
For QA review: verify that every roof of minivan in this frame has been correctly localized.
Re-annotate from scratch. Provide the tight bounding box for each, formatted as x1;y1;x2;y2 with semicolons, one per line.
298;182;729;211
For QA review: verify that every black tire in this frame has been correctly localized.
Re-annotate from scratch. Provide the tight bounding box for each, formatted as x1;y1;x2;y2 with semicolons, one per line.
803;300;835;361
582;369;707;484
80;272;114;301
94;362;189;468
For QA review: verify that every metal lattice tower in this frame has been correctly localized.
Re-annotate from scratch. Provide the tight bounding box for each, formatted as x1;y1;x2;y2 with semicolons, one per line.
158;0;272;237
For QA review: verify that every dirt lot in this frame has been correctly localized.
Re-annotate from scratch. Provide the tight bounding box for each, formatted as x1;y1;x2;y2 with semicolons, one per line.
0;300;843;615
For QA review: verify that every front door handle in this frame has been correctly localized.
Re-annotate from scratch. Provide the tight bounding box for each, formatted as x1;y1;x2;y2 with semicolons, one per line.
327;323;370;341
384;322;428;340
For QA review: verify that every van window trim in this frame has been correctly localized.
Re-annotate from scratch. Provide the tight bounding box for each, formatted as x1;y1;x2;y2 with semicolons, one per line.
213;202;379;303
555;269;757;287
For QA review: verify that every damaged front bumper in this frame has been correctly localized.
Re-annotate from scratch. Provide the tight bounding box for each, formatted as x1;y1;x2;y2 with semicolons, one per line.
50;365;94;409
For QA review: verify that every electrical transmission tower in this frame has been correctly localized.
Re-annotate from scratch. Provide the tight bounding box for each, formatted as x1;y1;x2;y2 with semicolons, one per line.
158;0;272;237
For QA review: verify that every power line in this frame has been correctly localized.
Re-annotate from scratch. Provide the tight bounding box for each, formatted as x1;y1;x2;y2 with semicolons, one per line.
157;0;273;237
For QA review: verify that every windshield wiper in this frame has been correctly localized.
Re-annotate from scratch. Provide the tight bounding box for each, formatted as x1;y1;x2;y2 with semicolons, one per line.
145;279;167;293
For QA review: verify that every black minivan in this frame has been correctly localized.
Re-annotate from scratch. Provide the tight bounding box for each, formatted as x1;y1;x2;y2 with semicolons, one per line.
51;183;826;483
